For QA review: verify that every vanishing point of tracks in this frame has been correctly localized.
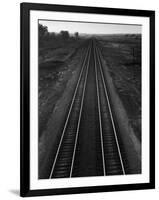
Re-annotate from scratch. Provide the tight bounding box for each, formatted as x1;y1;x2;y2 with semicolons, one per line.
49;40;128;179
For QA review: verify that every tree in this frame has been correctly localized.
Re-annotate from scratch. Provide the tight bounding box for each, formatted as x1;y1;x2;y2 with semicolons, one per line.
60;30;70;41
39;24;48;46
39;24;48;38
74;32;79;39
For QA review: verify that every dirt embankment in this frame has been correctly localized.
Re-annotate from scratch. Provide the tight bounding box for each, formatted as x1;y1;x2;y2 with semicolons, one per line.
39;40;86;138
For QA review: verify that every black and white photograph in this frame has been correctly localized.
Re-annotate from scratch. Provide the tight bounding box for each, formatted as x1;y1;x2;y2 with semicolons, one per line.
38;20;142;179
20;3;155;197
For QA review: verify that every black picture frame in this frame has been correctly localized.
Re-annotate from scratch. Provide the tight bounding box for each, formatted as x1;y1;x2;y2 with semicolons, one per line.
20;2;155;197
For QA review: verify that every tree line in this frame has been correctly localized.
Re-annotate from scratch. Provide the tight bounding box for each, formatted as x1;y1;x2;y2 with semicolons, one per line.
39;24;79;48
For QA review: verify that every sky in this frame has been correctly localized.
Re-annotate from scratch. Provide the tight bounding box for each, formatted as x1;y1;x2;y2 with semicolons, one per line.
39;20;141;35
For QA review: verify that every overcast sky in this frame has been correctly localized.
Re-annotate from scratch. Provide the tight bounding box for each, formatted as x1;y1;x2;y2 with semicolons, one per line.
39;20;141;35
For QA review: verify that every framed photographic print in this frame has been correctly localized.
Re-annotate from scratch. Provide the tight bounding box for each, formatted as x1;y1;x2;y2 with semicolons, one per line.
20;2;155;197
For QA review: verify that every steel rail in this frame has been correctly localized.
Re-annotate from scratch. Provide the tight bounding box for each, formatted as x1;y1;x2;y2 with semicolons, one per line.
95;43;126;175
93;41;106;176
49;43;91;178
69;42;92;177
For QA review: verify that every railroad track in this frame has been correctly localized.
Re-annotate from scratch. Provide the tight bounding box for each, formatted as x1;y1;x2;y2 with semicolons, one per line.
49;39;128;179
49;42;92;178
94;42;127;175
